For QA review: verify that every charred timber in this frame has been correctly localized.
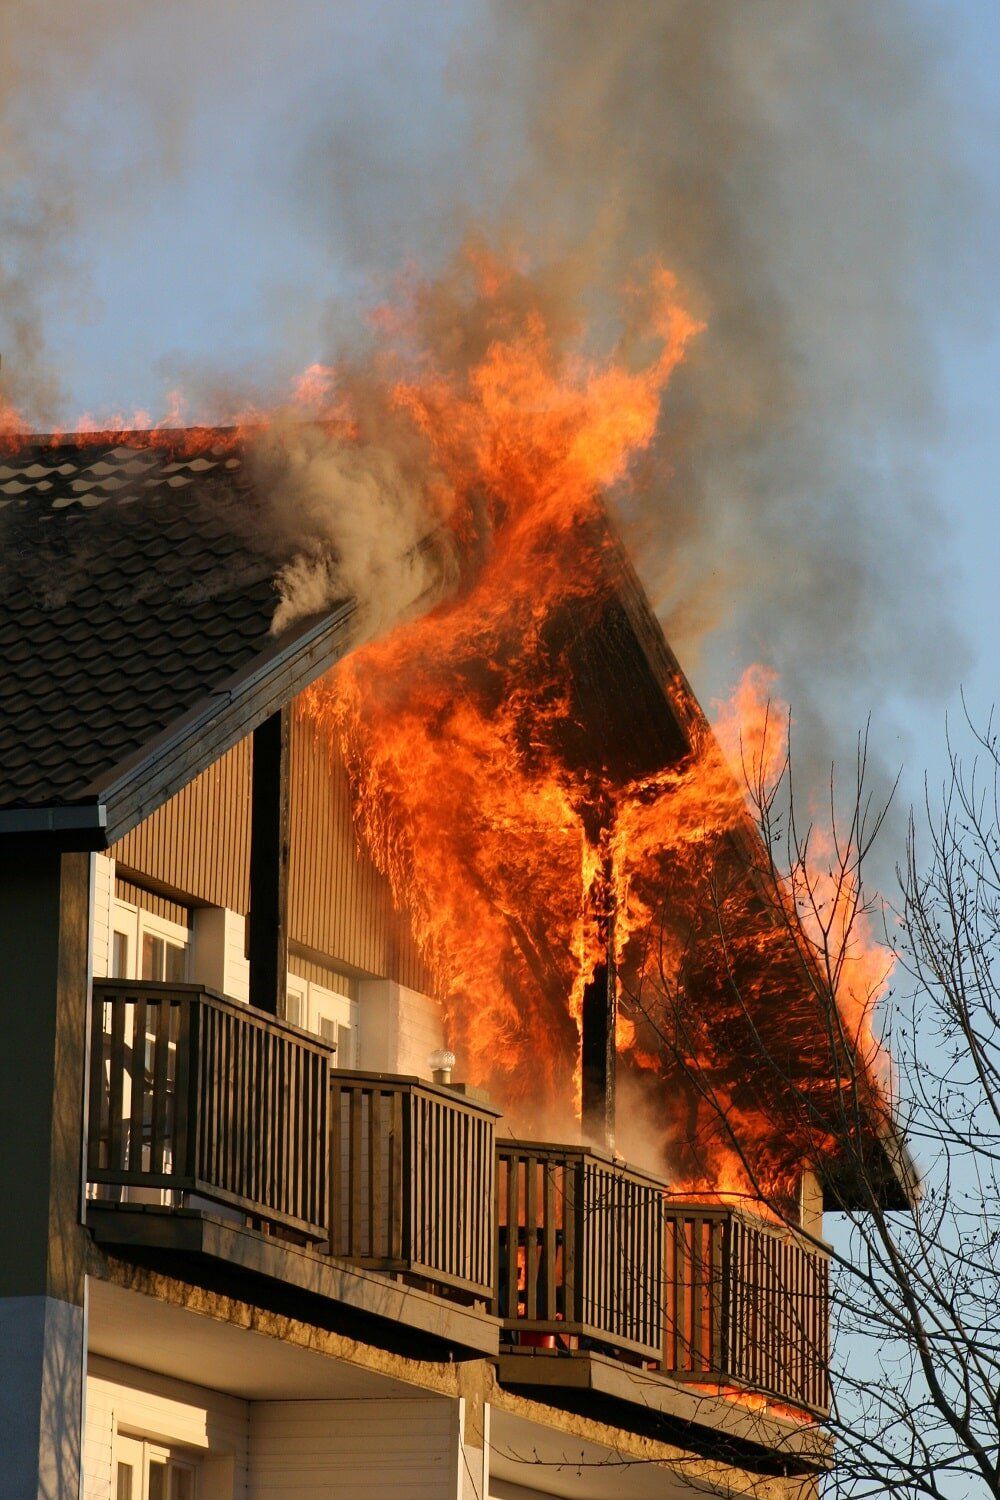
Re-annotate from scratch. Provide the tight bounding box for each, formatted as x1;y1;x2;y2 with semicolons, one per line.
249;706;290;1017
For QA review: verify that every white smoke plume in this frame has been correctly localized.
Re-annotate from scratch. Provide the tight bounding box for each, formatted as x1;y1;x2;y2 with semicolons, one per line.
250;419;451;640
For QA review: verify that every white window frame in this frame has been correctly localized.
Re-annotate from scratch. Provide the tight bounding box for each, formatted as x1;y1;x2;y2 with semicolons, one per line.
111;898;190;983
113;1433;199;1500
285;975;360;1067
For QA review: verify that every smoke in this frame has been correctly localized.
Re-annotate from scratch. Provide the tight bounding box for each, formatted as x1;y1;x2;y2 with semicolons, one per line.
250;418;452;639
1;2;981;799
289;1;977;805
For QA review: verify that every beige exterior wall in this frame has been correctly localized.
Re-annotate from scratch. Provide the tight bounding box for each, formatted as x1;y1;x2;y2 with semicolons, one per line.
84;1356;249;1499
248;1396;465;1499
358;978;446;1076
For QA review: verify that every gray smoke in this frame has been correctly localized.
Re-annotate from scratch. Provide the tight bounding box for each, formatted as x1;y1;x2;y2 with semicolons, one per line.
2;2;984;816
250;417;451;639
0;1;202;426
290;1;979;813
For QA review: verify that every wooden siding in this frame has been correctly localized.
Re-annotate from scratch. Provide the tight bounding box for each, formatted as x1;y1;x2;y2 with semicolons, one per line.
288;708;427;989
115;877;190;929
113;738;251;913
289;952;357;1000
111;702;430;992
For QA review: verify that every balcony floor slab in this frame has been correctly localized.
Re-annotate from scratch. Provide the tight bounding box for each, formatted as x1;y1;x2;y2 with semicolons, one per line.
497;1350;832;1473
87;1202;498;1362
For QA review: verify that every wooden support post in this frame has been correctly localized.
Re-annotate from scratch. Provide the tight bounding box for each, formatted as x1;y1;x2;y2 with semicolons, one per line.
249;707;290;1018
581;819;617;1152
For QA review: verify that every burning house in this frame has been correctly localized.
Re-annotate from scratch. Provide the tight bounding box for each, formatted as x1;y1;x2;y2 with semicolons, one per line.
0;269;916;1498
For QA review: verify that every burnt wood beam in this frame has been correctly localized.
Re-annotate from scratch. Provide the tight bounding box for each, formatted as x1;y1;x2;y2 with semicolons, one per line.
581;945;617;1152
249;706;290;1017
581;830;617;1151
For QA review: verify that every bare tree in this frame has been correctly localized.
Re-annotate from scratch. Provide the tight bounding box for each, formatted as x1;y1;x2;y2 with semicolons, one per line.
624;711;1000;1498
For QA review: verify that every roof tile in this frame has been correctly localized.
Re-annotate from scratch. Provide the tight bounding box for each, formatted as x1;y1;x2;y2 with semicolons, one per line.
0;432;292;808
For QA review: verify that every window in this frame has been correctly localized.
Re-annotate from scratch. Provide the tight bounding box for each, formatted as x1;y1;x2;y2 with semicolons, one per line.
286;975;359;1067
112;929;130;979
141;931;186;982
110;899;189;984
115;1437;197;1500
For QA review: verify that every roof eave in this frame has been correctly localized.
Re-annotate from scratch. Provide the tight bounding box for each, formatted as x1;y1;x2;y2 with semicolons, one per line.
0;600;357;852
821;1115;922;1213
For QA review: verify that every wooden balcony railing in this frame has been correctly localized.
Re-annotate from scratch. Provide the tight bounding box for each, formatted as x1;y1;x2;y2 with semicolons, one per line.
86;989;497;1301
86;986;828;1412
499;1144;830;1416
88;981;331;1239
497;1142;666;1362
662;1206;829;1414
329;1072;498;1301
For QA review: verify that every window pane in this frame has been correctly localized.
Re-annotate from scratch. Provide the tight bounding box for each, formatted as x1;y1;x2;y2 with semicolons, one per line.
148;1460;167;1500
164;941;186;983
141;933;164;981
112;931;130;980
319;1016;337;1046
285;992;304;1029
115;1463;133;1500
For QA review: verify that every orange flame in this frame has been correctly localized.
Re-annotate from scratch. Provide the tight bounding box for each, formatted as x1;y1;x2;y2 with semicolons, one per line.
297;250;892;1205
4;243;893;1205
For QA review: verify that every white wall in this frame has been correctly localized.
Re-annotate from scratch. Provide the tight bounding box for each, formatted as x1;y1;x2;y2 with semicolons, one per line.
190;907;249;1003
0;1294;85;1500
358;980;445;1078
249;1396;466;1499
84;1356;249;1500
91;855;114;979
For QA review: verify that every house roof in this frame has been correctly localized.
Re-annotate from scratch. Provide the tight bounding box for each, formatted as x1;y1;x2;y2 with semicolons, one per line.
0;432;355;840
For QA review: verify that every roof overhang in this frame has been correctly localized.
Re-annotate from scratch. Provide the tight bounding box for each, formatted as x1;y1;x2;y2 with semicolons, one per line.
0;600;357;852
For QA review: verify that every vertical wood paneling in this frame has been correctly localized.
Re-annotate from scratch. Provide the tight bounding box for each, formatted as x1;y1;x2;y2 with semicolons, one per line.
112;739;252;913
114;879;190;928
288;708;430;992
110;701;432;994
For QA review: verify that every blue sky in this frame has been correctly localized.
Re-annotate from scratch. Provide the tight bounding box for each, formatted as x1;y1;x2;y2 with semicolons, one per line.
6;0;998;815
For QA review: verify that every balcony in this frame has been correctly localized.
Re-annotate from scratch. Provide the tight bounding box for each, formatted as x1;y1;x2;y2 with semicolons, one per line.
85;983;830;1443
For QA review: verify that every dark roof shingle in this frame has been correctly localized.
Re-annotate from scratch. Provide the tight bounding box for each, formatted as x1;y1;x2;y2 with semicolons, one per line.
0;433;283;808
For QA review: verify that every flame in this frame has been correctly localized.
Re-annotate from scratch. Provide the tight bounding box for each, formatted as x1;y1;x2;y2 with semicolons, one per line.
302;256;702;1108
296;249;892;1204
3;243;893;1205
0;356;350;457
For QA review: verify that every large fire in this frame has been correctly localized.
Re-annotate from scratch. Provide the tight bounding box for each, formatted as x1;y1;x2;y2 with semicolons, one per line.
293;251;893;1206
2;247;893;1206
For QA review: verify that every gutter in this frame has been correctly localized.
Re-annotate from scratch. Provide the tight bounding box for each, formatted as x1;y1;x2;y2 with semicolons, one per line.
0;803;108;836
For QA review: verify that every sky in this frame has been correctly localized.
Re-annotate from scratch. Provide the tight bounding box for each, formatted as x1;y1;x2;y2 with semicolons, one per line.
2;0;998;833
904;0;1000;753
